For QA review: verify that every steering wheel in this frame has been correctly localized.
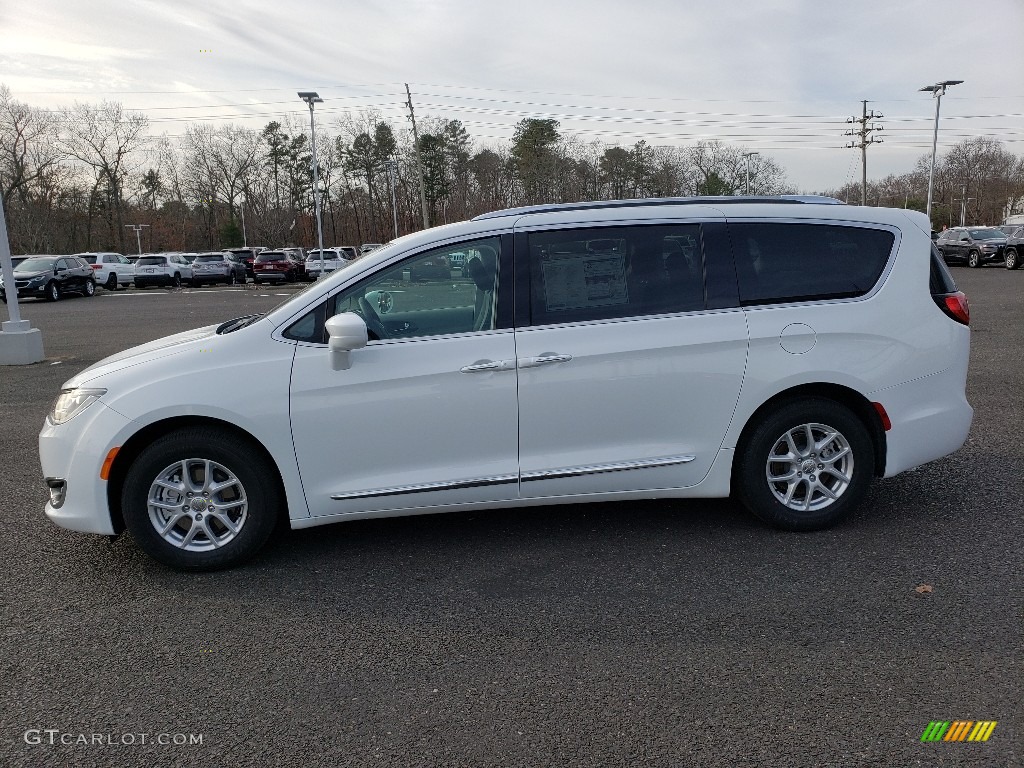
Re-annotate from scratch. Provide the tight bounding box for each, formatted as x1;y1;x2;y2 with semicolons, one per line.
357;296;389;340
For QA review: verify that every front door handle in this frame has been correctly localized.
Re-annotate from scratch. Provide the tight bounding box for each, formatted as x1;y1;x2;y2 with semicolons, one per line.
518;353;572;368
460;359;515;374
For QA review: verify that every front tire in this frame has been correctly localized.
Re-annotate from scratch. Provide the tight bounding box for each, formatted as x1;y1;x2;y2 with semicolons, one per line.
735;398;874;531
171;273;182;288
121;427;282;570
46;281;60;302
1006;249;1020;270
84;278;95;297
967;250;981;268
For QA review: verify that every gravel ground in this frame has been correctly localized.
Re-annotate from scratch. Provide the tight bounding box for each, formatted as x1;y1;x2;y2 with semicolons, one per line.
0;272;1019;767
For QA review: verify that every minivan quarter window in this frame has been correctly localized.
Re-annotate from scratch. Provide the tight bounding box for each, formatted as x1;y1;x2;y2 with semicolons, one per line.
731;222;895;306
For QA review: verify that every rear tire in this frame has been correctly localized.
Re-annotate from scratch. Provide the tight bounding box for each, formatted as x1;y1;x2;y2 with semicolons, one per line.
121;427;282;570
105;273;118;290
1006;249;1020;270
735;398;874;531
171;273;182;288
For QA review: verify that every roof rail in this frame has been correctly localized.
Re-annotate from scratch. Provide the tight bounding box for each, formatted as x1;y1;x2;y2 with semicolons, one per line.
472;195;844;221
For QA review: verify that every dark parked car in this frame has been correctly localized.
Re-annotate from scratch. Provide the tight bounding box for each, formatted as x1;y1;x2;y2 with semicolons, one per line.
253;250;304;284
1003;227;1024;270
0;255;96;302
223;247;264;278
409;253;451;282
935;227;1007;267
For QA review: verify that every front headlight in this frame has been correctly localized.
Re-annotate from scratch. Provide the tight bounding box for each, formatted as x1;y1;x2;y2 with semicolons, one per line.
49;388;106;425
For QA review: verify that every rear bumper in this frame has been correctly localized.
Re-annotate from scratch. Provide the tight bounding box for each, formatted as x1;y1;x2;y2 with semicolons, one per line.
871;357;972;477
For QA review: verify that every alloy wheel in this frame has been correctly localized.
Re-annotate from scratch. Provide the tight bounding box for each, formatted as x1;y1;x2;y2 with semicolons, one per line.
765;422;854;512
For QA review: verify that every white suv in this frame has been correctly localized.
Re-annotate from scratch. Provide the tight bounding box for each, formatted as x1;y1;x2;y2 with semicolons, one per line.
133;253;195;288
39;197;972;570
76;252;134;290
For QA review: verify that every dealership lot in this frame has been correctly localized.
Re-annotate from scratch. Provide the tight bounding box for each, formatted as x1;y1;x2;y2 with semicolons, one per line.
0;272;1019;766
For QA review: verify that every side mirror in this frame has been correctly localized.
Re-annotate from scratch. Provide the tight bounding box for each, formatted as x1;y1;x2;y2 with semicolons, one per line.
325;312;368;371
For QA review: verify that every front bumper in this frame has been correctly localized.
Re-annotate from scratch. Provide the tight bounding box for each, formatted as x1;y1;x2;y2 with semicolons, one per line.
39;402;135;535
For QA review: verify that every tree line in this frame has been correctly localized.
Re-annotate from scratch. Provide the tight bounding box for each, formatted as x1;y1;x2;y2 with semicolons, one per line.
2;83;1022;256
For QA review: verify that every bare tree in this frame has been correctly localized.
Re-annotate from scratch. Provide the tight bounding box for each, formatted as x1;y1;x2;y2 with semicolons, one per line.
0;85;64;208
59;100;149;252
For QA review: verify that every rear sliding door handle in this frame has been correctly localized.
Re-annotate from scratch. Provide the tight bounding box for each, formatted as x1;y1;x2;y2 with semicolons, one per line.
460;359;515;374
518;353;572;368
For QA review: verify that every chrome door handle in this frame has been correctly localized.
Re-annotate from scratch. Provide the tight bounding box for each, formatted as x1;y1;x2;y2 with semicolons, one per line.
460;359;515;374
519;353;572;368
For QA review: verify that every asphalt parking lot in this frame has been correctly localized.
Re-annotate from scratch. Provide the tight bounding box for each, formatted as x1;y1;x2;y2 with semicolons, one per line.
0;272;1020;767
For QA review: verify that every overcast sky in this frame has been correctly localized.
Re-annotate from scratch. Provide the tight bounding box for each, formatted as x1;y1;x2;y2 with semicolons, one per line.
2;0;1023;193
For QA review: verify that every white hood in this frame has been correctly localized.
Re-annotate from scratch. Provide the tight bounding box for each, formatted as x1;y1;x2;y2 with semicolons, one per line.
64;324;220;388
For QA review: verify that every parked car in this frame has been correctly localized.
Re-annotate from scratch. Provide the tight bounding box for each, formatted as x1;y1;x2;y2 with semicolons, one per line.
133;253;195;288
223;247;263;278
996;225;1019;237
253;250;304;284
360;243;384;255
39;196;974;570
935;227;1007;267
337;246;360;261
305;249;352;279
1003;227;1024;270
75;252;134;290
409;251;451;282
191;252;246;285
1;255;96;302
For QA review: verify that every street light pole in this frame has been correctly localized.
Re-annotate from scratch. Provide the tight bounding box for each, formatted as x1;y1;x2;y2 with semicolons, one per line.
742;151;759;195
124;224;149;256
298;91;325;279
920;80;963;222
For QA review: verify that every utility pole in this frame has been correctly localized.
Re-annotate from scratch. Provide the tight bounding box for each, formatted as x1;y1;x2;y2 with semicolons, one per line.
953;185;975;227
124;224;149;256
845;100;884;206
385;160;399;239
405;83;430;230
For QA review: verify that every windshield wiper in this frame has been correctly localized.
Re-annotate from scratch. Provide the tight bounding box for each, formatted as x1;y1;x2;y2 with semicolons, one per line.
216;313;264;334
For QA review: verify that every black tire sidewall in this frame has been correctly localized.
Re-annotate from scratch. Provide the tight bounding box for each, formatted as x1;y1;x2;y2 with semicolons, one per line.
48;281;60;301
121;428;281;570
736;398;874;531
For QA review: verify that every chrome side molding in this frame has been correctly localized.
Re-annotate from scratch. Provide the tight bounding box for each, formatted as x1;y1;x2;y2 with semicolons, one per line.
521;454;696;482
331;474;519;501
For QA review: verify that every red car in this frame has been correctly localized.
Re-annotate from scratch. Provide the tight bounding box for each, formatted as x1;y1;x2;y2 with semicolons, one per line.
252;251;305;284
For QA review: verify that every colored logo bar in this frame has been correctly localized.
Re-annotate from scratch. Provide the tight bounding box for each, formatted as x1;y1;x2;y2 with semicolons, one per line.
921;721;997;742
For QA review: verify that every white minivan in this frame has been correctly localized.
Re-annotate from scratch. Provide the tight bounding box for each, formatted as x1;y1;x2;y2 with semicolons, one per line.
40;197;973;570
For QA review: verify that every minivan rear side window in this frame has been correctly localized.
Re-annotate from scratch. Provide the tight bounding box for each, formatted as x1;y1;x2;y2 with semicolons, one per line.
527;224;705;325
731;223;894;306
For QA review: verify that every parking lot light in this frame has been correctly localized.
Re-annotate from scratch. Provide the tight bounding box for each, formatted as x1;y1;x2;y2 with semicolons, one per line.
920;80;963;221
298;92;325;279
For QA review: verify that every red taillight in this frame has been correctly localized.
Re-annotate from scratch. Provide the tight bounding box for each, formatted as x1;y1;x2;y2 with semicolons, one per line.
942;292;970;325
91;264;102;269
